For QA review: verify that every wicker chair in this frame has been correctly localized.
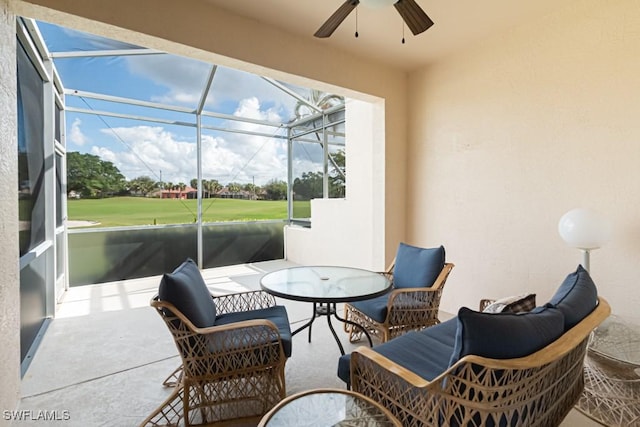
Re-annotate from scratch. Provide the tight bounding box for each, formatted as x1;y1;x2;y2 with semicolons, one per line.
348;297;611;427
141;289;291;427
344;244;454;343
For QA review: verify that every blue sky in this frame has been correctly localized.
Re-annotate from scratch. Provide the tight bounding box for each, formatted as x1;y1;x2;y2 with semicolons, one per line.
39;21;326;187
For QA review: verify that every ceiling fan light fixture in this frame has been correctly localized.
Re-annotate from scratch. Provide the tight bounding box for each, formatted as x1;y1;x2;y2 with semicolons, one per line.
361;0;396;9
315;0;433;39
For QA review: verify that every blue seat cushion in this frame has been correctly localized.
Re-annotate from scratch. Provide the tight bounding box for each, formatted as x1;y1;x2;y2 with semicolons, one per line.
349;294;389;323
549;265;598;331
338;317;458;384
449;305;565;367
393;243;445;289
215;305;292;357
350;292;433;324
158;258;217;328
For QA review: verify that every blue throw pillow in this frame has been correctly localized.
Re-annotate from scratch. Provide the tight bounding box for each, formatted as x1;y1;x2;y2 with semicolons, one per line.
549;265;598;331
158;258;217;328
393;243;445;289
449;304;565;367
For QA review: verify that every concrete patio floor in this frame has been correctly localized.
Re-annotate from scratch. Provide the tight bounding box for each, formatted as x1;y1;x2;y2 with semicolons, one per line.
15;260;597;426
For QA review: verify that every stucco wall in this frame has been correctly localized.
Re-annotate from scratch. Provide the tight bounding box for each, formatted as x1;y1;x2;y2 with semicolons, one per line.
407;0;640;318
286;99;386;269
0;0;21;418
13;0;408;269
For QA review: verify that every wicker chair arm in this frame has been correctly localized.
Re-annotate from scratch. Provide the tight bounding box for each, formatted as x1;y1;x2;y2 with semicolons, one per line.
213;290;277;315
351;346;432;388
388;286;442;294
386;287;442;309
192;318;281;337
152;296;282;336
379;271;393;281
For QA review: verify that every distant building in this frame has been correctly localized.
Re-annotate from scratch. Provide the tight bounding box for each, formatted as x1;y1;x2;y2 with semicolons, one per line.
216;187;257;200
160;186;197;200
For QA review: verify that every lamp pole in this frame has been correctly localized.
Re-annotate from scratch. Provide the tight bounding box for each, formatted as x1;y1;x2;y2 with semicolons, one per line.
580;249;591;273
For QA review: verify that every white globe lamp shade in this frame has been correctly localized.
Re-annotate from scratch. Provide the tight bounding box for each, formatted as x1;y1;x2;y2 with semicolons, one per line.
558;208;612;250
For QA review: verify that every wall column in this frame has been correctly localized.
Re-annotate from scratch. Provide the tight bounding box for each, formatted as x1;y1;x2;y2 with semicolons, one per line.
0;0;22;415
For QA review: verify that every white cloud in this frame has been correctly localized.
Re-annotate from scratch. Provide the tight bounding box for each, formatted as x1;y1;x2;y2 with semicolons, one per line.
125;56;298;120
92;98;288;186
126;54;212;107
69;118;89;146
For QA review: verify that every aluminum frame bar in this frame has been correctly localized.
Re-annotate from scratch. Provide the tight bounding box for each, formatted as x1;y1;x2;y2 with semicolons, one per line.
195;65;217;268
261;76;322;113
51;48;163;58
66;89;195;113
65;106;196;127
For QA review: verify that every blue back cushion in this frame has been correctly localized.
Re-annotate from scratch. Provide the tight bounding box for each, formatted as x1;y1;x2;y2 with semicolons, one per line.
158;258;217;328
449;305;565;366
549;265;598;331
393;243;445;289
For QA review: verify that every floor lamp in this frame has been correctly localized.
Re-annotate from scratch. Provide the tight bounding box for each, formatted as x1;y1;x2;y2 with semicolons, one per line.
558;208;611;272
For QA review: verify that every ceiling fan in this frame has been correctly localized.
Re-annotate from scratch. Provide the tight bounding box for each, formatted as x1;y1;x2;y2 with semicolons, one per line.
314;0;434;39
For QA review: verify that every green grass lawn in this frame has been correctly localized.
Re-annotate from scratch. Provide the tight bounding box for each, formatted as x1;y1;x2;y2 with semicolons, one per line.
67;196;310;227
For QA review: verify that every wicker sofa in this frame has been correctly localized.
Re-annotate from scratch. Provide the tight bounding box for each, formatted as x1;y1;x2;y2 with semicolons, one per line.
337;265;610;426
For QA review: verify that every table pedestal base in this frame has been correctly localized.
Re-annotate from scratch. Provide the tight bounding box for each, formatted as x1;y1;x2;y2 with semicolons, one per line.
292;302;373;355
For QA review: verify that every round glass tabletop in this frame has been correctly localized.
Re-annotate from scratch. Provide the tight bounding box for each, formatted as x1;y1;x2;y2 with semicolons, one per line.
260;266;391;303
589;315;640;366
259;388;401;427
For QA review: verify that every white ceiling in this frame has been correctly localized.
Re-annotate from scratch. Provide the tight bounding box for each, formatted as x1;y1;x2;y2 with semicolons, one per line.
205;0;567;71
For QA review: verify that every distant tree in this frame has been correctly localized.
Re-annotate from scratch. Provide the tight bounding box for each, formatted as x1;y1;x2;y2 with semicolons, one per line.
227;182;242;194
129;176;157;196
190;178;198;189
67;152;126;198
264;179;287;200
203;179;222;197
243;183;260;197
291;149;345;200
212;180;223;192
293;171;323;201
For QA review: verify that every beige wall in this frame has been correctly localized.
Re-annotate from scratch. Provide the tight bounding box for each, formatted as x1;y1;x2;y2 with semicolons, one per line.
1;0;21;417
14;0;408;268
286;99;386;269
407;0;640;318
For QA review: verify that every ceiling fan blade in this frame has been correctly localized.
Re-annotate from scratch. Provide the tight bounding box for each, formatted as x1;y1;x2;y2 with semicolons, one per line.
314;0;360;38
394;0;434;35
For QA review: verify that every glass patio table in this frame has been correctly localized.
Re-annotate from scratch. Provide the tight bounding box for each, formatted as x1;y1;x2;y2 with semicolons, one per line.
258;388;401;427
260;266;391;355
576;315;640;426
